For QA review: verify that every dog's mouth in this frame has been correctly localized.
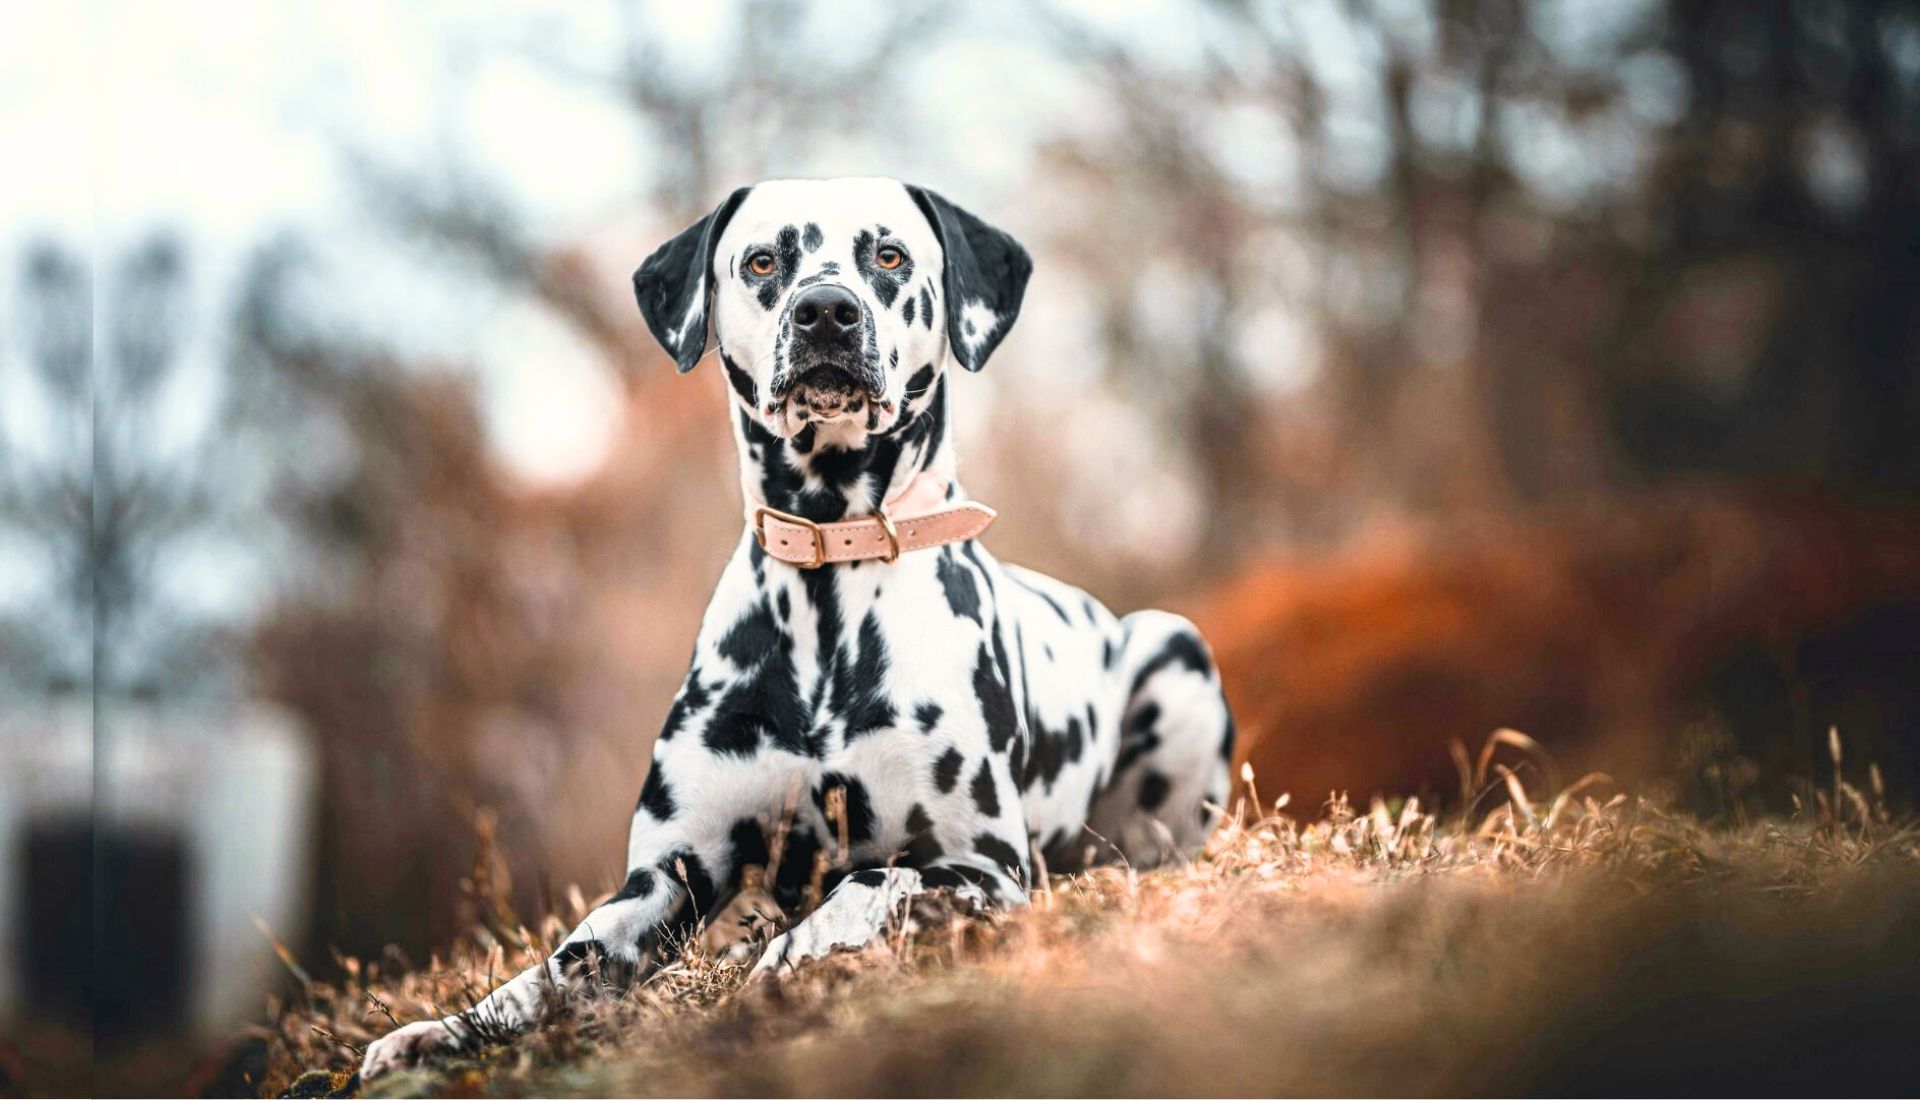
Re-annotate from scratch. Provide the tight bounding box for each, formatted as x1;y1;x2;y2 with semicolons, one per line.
786;365;869;420
772;364;894;426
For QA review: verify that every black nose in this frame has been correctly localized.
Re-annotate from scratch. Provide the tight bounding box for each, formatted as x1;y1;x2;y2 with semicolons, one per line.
791;285;862;341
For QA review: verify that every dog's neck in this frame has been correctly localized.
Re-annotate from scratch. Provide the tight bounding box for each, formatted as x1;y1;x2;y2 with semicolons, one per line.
732;375;956;523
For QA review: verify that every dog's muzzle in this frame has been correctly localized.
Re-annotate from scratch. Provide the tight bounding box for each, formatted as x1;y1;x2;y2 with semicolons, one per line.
770;285;884;420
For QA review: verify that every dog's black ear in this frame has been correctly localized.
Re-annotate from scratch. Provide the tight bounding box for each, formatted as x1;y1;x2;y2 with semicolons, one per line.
632;186;751;373
907;185;1032;372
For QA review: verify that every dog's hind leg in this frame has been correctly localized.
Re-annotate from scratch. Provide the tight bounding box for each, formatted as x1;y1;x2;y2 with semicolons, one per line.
1084;610;1235;867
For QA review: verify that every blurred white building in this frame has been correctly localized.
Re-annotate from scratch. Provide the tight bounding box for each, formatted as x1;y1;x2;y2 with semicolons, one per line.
0;703;316;1040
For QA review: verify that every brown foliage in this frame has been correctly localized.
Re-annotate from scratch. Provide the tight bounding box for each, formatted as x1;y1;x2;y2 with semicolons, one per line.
1205;487;1920;812
260;759;1920;1097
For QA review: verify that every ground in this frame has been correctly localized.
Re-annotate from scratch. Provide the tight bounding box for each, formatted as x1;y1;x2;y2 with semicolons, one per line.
262;744;1920;1098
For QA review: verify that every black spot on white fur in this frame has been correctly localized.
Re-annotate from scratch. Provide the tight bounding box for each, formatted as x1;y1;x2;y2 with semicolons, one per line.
1129;631;1213;697
721;350;757;408
817;772;876;845
937;549;982;625
610;867;655;901
934;746;964;793
915;701;943;733
1138;770;1172;811
636;765;675;819
969;759;1000;817
972;833;1024;878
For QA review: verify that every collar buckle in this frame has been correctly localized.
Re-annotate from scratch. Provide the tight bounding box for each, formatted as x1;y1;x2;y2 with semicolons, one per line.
874;507;902;564
752;506;826;569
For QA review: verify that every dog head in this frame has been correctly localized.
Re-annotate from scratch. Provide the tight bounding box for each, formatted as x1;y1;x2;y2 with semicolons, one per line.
633;178;1030;444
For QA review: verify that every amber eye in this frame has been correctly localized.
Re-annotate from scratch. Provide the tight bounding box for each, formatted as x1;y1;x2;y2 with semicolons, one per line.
875;245;905;270
747;251;777;276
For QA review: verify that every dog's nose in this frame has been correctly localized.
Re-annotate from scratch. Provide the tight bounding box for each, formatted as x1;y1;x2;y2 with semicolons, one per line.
790;285;862;341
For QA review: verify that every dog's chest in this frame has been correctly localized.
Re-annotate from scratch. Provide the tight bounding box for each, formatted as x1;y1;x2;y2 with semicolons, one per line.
736;546;998;736
669;537;1130;877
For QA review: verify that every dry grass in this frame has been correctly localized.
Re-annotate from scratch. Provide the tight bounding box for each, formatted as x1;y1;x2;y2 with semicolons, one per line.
262;736;1920;1098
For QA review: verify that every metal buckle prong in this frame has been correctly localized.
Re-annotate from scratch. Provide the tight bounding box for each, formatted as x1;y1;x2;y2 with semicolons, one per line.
752;506;826;569
874;507;901;564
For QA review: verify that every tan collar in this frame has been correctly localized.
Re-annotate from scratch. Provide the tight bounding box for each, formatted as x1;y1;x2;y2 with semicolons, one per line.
750;472;996;569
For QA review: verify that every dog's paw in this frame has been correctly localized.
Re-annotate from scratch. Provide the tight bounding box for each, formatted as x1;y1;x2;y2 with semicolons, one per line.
746;908;895;979
359;1019;463;1081
748;930;800;980
749;868;929;979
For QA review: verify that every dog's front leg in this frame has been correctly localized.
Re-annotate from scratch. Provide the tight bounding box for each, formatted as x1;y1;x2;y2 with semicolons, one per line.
749;856;1028;978
359;862;692;1080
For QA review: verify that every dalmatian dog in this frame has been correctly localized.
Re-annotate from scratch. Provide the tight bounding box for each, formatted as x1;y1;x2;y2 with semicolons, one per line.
360;177;1235;1079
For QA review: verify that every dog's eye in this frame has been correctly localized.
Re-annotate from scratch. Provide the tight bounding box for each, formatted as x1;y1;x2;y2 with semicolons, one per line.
747;251;777;276
875;246;905;270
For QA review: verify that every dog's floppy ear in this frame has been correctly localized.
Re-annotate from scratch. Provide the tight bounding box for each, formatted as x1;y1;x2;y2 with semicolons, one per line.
632;186;750;373
907;185;1032;372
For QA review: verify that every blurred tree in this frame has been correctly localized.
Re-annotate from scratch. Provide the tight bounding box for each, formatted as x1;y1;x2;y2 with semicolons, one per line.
1039;0;1919;573
228;237;559;957
1613;0;1920;491
1;236;252;701
1;244;93;696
